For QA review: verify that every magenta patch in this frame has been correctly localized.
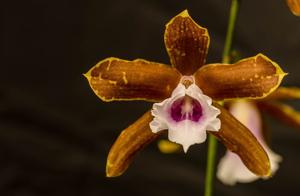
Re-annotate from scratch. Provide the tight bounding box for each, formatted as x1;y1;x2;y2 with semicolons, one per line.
170;96;202;122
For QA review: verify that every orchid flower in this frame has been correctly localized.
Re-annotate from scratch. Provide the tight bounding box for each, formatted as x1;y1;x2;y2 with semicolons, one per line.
84;10;286;178
217;100;282;185
159;86;300;184
217;86;300;185
286;0;300;16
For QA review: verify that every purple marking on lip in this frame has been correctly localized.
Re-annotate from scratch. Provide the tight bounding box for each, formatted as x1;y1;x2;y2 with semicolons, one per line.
170;96;203;122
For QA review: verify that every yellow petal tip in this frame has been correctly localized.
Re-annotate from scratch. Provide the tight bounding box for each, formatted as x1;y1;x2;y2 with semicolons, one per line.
83;73;89;79
262;165;272;178
179;9;189;17
253;54;287;99
106;160;121;178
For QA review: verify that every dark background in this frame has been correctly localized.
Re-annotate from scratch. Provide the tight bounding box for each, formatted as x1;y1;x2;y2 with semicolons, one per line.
2;0;300;195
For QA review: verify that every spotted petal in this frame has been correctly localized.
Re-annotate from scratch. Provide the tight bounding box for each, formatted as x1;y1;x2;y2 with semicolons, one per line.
164;10;210;75
194;54;286;100
84;58;181;102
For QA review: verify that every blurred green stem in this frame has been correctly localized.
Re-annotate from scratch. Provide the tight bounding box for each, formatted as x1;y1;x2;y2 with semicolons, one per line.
222;0;240;64
204;0;239;196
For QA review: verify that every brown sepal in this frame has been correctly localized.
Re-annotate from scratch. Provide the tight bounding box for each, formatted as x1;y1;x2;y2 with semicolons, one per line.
85;58;181;102
164;10;210;75
257;101;300;130
106;111;162;177
194;54;286;100
263;87;300;100
209;102;271;176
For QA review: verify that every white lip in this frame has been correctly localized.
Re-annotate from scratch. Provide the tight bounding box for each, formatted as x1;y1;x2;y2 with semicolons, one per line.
150;79;221;152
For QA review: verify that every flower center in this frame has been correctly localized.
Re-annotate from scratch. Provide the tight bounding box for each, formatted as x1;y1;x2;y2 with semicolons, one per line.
170;96;203;122
181;75;194;88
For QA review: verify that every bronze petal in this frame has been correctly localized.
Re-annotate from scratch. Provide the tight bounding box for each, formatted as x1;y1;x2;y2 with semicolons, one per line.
106;111;162;177
263;87;300;100
84;58;181;102
257;101;300;130
164;10;210;75
286;0;300;16
209;103;271;176
194;54;286;100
